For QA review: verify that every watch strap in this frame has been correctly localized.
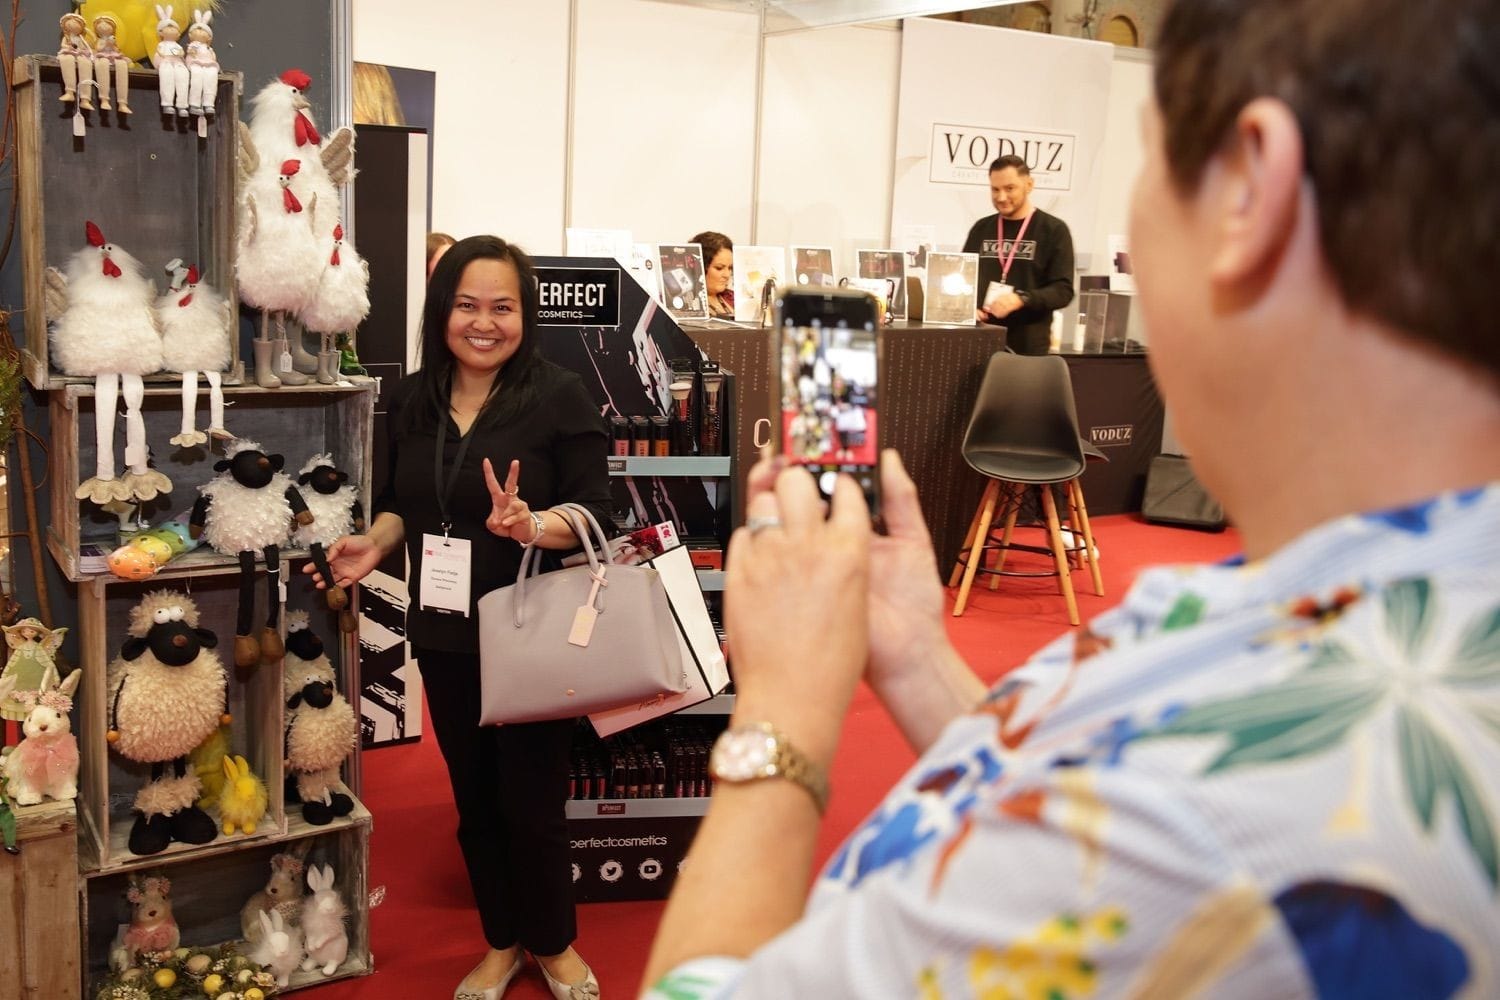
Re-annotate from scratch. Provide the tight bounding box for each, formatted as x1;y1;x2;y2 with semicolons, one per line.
712;722;830;814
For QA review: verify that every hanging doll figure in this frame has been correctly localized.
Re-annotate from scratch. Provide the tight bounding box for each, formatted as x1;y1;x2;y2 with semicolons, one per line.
91;14;132;115
291;454;363;631
57;12;94;110
151;5;190;118
0;618;67;747
191;440;315;674
185;10;217;121
300;225;370;385
45;222;171;505
157;260;233;448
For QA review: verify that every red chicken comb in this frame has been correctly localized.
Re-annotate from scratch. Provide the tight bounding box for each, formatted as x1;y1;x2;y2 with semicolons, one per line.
86;220;107;248
186;265;200;284
333;224;344;241
280;68;312;91
281;159;301;176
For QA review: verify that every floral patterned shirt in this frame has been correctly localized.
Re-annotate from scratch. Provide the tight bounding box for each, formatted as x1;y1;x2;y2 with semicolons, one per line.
650;484;1500;999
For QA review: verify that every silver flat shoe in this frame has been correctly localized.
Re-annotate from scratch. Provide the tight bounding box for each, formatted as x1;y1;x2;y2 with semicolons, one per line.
454;952;525;1000
539;956;599;1000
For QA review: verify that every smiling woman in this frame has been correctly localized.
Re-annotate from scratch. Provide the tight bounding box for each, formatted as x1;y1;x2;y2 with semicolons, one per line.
303;235;613;998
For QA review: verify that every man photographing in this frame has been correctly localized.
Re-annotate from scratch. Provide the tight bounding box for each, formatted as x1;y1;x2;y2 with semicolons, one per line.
962;154;1075;354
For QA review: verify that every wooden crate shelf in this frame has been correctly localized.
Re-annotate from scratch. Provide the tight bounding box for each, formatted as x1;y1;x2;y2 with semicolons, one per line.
49;380;376;582
0;800;83;999
82;808;373;994
12;55;243;392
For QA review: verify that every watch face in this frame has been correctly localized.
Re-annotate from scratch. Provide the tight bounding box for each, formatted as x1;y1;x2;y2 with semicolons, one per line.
712;730;777;781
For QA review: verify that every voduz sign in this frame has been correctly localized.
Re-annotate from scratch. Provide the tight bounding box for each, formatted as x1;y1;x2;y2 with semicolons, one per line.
929;122;1077;191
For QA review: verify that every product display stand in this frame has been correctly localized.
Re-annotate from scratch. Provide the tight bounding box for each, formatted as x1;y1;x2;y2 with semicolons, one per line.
9;52;377;996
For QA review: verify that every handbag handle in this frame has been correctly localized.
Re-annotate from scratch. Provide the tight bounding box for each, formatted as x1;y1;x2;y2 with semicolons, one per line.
510;502;614;627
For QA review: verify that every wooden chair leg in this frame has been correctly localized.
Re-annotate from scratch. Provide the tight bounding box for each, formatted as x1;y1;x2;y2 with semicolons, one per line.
1066;482;1083;568
988;483;1023;590
1041;486;1080;626
948;479;992;588
953;479;1000;616
1071;479;1104;597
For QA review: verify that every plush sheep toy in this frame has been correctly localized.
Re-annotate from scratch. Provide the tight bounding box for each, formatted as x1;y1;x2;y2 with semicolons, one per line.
106;591;228;856
44;221;169;505
157;260;234;448
190;440;314;673
292;453;363;630
283;611;356;825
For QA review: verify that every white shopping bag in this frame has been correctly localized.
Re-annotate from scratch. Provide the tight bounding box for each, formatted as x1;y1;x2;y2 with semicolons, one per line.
589;543;729;737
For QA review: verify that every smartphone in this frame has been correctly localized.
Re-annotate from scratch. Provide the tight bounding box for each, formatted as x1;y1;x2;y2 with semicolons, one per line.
773;287;882;516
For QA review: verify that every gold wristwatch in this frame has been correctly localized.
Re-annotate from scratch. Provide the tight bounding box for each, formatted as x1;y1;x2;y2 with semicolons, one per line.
709;722;830;814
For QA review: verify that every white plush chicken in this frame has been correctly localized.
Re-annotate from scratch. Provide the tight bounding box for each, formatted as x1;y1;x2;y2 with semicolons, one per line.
157;261;234;447
299;225;370;384
241;68;355;380
235;149;321;388
45;221;170;504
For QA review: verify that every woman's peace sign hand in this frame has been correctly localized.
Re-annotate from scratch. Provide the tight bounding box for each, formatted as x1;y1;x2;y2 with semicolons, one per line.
483;458;538;543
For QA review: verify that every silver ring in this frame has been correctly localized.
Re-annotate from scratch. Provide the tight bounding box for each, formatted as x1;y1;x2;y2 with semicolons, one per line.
746;515;783;536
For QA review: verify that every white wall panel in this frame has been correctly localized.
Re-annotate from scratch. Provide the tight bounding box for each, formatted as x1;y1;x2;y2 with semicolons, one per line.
755;23;901;274
569;0;760;246
351;0;570;255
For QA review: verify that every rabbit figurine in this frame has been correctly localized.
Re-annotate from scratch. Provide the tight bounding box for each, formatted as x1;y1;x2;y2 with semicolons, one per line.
217;753;268;836
0;671;82;804
299;863;348;976
251;908;304;987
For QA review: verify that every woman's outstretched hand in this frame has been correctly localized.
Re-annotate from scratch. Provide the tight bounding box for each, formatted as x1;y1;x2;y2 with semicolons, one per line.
304;534;383;590
483;457;537;542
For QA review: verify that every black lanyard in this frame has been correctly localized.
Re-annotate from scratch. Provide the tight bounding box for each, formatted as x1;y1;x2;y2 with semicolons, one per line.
434;412;477;539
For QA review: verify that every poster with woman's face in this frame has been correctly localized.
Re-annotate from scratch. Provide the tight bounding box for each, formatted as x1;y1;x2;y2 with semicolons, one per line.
656;244;709;320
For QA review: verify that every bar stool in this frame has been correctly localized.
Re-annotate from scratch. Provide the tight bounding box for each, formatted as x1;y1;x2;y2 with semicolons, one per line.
949;353;1103;624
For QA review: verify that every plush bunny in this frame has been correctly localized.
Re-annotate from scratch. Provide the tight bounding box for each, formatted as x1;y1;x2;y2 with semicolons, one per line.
242;850;306;943
110;874;179;971
300;863;348;976
0;670;82;804
217;753;268;836
252;908;304;987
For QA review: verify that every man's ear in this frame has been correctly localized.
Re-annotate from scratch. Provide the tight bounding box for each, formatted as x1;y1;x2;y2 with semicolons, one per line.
1208;97;1304;290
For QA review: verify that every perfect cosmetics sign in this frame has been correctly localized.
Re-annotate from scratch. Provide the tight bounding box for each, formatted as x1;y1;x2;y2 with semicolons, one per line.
891;18;1111;262
534;266;622;327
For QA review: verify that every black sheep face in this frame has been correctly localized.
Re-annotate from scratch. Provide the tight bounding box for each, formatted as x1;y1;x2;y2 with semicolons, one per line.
298;465;348;496
124;604;219;666
285;626;325;662
215;449;285;489
292;678;335;710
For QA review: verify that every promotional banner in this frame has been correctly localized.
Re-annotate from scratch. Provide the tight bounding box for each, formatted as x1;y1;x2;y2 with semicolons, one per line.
890;19;1112;268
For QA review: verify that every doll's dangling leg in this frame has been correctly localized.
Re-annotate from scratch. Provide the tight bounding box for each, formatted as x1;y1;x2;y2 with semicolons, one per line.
121;374;171;500
170;372;208;448
233;550;260;677
274;314;310;386
59;54;78;102
206;371;231;439
94;59;112;111
115;61;132;115
171;63;190;117
76;374;124;504
76;62;95;111
259;544;286;664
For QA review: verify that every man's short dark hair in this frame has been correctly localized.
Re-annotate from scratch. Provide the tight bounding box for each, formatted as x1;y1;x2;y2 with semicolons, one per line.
1156;0;1499;379
988;155;1030;176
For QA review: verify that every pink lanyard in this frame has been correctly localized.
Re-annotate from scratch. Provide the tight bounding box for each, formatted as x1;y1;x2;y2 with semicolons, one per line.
996;210;1035;283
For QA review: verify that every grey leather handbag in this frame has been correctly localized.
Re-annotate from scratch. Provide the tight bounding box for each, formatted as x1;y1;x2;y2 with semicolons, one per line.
477;502;687;724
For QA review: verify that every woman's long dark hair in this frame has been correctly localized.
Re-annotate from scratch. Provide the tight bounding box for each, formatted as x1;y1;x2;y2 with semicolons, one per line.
403;235;549;433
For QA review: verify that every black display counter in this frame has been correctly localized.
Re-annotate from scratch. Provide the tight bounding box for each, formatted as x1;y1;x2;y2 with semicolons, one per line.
683;321;1163;568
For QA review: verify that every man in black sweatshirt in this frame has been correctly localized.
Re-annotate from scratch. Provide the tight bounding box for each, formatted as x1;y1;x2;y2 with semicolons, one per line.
961;154;1075;355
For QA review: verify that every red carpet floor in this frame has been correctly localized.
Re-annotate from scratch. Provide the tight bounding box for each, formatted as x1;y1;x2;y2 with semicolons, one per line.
303;515;1242;999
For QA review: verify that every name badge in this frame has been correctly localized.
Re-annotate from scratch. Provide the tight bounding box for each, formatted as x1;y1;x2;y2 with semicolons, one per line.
419;533;472;616
984;281;1014;309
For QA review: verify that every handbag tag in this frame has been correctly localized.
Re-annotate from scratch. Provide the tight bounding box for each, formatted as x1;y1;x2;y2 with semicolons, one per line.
568;605;599;647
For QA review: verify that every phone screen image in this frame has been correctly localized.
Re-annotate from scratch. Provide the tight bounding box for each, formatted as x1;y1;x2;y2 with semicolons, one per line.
776;289;880;514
